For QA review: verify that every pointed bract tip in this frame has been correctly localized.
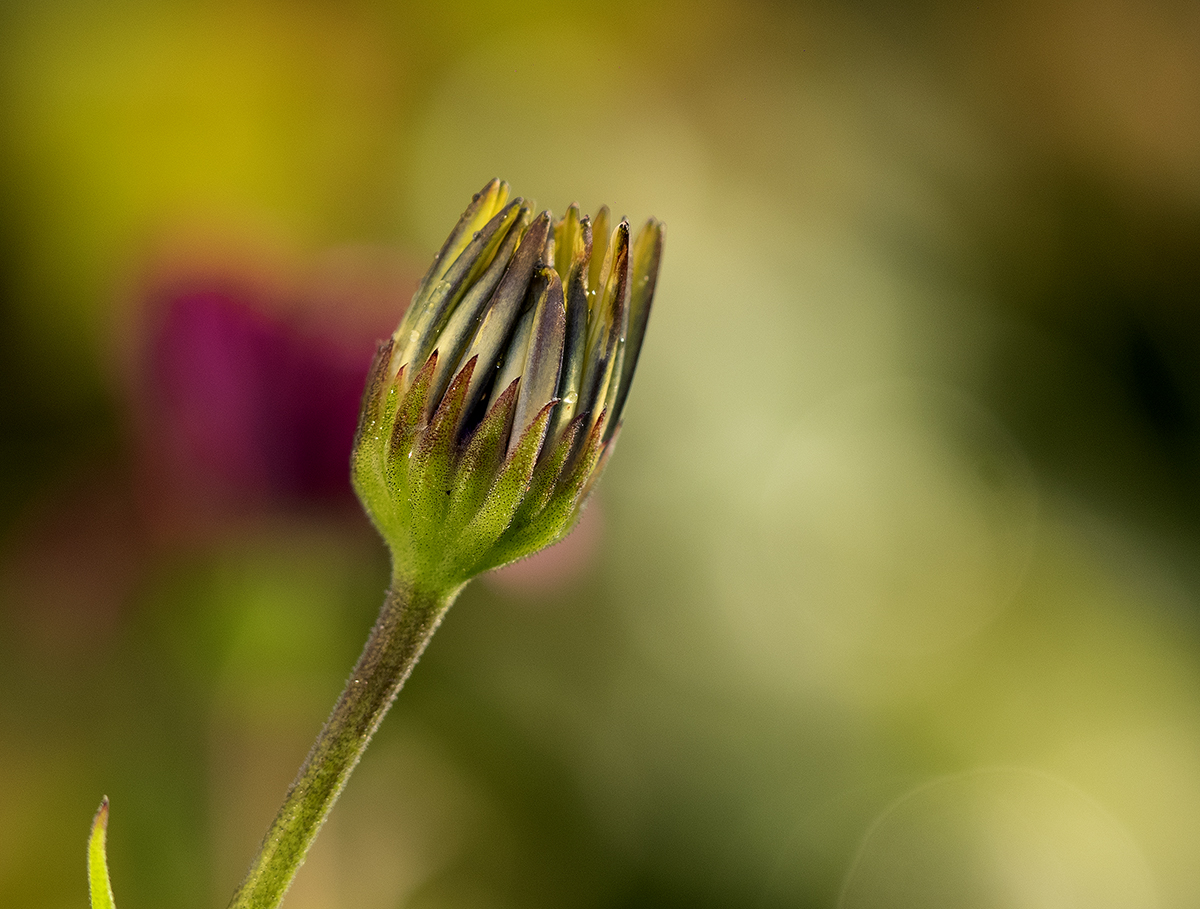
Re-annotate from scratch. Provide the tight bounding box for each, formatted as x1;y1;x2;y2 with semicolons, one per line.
89;795;117;909
470;178;506;207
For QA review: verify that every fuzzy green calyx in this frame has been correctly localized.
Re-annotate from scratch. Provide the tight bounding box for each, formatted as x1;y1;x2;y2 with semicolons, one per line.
353;180;664;591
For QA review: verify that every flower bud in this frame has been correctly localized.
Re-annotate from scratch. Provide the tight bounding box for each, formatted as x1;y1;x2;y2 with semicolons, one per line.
353;180;663;590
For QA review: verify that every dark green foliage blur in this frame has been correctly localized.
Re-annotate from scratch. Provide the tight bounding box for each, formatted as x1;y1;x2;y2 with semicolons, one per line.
3;2;1200;908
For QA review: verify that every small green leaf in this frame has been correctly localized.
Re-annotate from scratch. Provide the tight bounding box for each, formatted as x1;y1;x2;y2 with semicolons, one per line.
351;344;401;531
88;797;116;909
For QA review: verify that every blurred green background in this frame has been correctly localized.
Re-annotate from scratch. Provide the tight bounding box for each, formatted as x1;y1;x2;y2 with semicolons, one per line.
3;1;1200;907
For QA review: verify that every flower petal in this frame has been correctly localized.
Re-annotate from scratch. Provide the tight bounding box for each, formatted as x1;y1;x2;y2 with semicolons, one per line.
457;212;553;429
576;220;630;444
606;218;663;437
396;197;525;373
510;268;565;458
548;214;592;445
413;178;509;305
429;203;534;404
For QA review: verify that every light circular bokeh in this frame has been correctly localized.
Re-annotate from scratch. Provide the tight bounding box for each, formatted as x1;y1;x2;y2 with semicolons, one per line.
711;381;1038;698
839;768;1158;909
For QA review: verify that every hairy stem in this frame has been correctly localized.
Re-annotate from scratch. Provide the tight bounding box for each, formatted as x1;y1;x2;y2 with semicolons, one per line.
226;577;462;909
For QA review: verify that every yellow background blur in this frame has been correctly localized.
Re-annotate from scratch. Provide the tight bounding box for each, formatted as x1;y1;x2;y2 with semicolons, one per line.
3;1;1200;907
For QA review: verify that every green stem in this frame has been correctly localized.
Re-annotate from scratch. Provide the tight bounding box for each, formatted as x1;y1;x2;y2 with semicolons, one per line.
226;577;462;909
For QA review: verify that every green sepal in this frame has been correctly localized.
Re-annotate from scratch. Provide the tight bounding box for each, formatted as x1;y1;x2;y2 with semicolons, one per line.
455;399;556;576
444;376;519;539
507;409;587;530
88;797;116;909
352;337;395;451
578;421;621;506
351;345;400;531
386;353;437;478
379;353;436;543
543;408;608;523
475;409;603;573
567;410;608;485
408;356;476;558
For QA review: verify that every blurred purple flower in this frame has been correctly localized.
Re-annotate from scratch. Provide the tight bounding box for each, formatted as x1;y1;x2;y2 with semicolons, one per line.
150;286;367;501
134;251;413;525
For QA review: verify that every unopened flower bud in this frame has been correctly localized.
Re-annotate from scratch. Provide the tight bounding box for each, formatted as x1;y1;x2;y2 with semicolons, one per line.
353;180;663;591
